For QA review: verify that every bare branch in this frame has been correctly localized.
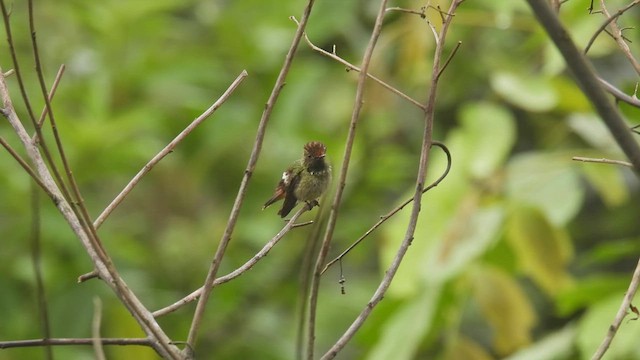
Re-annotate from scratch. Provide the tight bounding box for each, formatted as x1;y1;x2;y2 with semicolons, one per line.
291;16;426;111
0;338;153;349
0;136;54;198
320;1;464;358
572;156;633;167
595;0;640;75
92;297;106;360
525;0;640;171
185;0;318;352
152;205;313;318
598;77;640;108
321;141;451;275
93;70;248;229
592;258;640;359
584;0;639;55
30;182;53;360
36;64;66;128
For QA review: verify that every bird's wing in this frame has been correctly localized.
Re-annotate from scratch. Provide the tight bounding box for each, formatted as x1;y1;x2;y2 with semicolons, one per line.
278;167;302;217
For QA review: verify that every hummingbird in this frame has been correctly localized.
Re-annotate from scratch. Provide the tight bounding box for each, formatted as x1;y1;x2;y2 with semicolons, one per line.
263;141;331;218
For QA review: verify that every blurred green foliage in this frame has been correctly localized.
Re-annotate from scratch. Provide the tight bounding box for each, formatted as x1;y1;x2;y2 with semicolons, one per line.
1;0;640;359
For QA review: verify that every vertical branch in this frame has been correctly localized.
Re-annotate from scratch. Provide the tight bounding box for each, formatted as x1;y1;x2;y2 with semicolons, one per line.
1;63;182;360
27;0;104;261
305;0;389;358
92;297;106;360
295;208;326;359
1;0;73;209
319;1;464;358
30;182;53;360
184;0;318;353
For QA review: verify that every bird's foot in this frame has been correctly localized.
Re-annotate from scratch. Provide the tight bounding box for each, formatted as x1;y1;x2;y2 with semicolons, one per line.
305;200;320;211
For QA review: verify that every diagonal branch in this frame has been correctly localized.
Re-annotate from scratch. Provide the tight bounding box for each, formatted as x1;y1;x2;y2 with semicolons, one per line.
184;0;318;353
306;0;392;358
525;0;640;171
93;70;248;229
292;16;426;111
320;1;464;358
152;205;313;318
321;141;451;275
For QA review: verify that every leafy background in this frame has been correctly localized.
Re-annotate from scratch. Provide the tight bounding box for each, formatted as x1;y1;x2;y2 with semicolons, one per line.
1;0;640;359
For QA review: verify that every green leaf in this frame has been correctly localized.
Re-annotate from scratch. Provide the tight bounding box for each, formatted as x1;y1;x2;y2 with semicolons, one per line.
490;72;558;112
503;324;577;360
576;155;629;207
472;266;537;355
506;206;574;296
567;113;619;151
366;288;441;360
443;336;494;360
380;102;514;297
556;275;629;316
458;102;517;179
424;206;504;284
506;152;584;225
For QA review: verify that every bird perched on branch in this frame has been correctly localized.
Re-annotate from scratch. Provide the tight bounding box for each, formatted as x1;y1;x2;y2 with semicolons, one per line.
263;141;331;217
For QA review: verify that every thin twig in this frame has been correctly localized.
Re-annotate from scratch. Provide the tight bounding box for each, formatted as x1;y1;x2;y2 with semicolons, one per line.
36;64;66;129
572;156;633;167
30;182;53;360
0;338;153;349
152;206;313;318
295;203;327;360
27;8;160;351
1;0;73;208
0;136;54;199
321;142;451;274
584;0;639;54
78;70;249;284
592;258;640;360
292;16;426;111
27;0;107;276
598;77;640;108
385;6;426;18
92;297;106;360
1;61;182;360
320;1;464;358
436;41;462;80
595;0;640;75
185;2;318;349
306;0;392;358
94;70;248;229
0;0;37;124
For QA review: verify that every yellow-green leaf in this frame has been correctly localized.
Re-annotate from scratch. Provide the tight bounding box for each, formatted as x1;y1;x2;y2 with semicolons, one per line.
472;266;537;355
506;206;574;296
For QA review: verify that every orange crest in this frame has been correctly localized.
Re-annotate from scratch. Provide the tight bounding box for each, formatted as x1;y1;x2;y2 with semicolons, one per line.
304;141;326;158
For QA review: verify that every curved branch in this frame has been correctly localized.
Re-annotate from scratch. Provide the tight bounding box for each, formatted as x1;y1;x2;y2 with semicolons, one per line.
320;1;464;357
321;141;451;274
